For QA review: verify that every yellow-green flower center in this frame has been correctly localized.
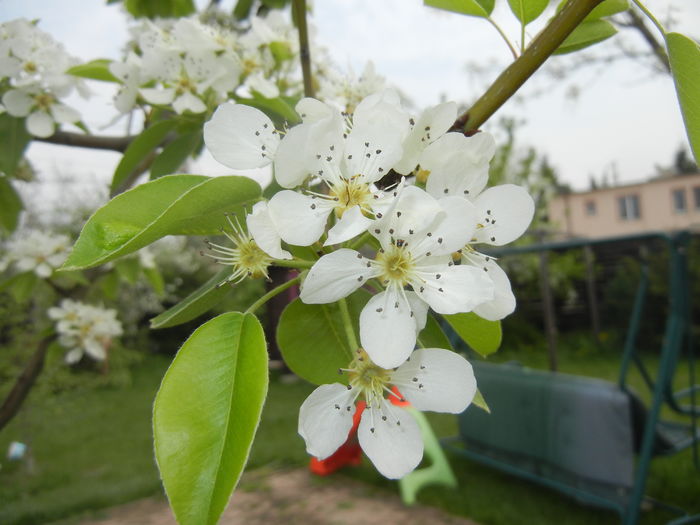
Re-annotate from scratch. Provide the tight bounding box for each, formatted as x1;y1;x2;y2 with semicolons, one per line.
329;177;372;218
375;244;414;285
348;349;392;400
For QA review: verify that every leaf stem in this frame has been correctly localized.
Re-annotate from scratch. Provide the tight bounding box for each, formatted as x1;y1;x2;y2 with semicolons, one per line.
245;275;301;315
272;258;315;269
292;0;314;98
630;0;667;36
488;17;519;60
453;0;605;134
337;298;359;352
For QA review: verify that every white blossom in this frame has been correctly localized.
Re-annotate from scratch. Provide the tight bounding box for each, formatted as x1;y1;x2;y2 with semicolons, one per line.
1;230;71;278
299;348;477;479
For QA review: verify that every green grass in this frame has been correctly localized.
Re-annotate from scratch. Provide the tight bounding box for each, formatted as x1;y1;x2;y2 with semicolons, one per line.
1;340;698;525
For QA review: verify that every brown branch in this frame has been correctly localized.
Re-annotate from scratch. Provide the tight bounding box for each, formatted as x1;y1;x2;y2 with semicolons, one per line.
0;334;55;432
37;131;133;152
624;7;671;73
453;0;605;135
292;0;314;98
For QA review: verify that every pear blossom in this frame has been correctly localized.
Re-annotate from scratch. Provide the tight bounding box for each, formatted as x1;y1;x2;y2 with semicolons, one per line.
421;132;535;320
48;299;123;364
0;230;71;278
300;185;494;368
203;207;291;285
299;348;477;479
316;61;387;113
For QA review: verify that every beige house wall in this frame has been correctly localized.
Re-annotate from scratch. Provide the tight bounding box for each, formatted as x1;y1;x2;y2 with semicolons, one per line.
548;173;700;238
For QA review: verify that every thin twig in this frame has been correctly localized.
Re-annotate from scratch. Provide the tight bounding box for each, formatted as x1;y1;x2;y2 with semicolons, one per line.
37;131;133;152
453;0;605;135
292;0;314;98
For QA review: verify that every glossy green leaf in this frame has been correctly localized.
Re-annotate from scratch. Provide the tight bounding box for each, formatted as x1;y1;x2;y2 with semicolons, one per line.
507;0;548;25
150;132;201;180
442;312;502;357
124;0;195;18
473;389;491;413
0;271;38;303
66;59;118;82
236;95;300;126
154;312;268;525
666;32;700;164
585;0;629;20
555;19;617;55
0;176;23;233
417;314;454;350
0;114;32;176
424;0;492;18
277;292;369;385
144;266;165;295
62;174;261;271
111;120;177;193
150;268;232;329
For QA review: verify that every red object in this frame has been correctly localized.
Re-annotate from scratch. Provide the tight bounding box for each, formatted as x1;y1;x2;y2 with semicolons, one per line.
389;386;410;407
309;401;366;475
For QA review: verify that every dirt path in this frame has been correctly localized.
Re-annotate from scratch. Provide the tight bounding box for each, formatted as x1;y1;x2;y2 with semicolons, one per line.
77;468;479;525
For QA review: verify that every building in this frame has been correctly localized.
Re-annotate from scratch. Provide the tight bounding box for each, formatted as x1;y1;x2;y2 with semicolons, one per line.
548;173;700;238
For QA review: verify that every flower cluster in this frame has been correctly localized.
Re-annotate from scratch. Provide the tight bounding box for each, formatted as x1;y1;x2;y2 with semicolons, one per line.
110;12;299;115
0;19;87;137
48;299;123;364
202;89;534;478
0;230;72;278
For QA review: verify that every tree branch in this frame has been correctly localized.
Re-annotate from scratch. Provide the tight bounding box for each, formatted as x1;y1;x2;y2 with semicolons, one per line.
624;6;671;73
453;0;605;135
0;334;55;432
292;0;314;98
36;131;133;152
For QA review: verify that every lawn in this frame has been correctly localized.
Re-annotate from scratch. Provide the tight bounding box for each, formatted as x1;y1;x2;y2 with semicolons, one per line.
0;339;698;525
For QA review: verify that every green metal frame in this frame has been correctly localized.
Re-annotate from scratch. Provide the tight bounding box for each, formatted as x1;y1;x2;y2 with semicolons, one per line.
446;231;699;525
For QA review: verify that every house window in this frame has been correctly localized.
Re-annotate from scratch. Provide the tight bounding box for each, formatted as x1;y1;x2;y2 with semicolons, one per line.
672;189;687;214
694;187;700;210
585;200;596;216
618;195;640;220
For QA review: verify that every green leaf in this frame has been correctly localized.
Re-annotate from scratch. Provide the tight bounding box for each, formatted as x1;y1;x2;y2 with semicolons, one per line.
269;42;294;66
585;0;629;20
62;174;261;271
417;314;454;350
0;271;38;303
124;0;195;18
0;114;32;176
150;268;232;329
111;120;177;193
0;176;23;233
277;291;368;385
66;59;118;82
115;257;141;284
507;0;548;25
554;19;617;55
442;312;502;357
144;266;165;296
99;271;120;300
236;95;301;126
473;389;491;413
666;32;700;164
150;132;201;180
154;312;268;525
233;0;255;19
424;0;493;18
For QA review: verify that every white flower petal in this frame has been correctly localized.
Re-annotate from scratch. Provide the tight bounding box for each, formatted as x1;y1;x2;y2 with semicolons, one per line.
472;184;535;246
405;291;429;334
413;264;494;314
296;97;335;123
372;185;443;247
300;248;377;304
393;101;457;175
65;348;83;364
409;196;477;256
49;103;80;124
422;132;492;199
391;348;477;413
203;102;279;170
246;71;280;98
324;205;373;246
139;87;176;105
267;190;333;246
360;289;418;369
172;91;206;114
469;256;516;321
344;125;403;184
26;111;54;138
358;399;423;479
2;89;32;117
84;338;106;360
298;383;357;460
246;201;291;259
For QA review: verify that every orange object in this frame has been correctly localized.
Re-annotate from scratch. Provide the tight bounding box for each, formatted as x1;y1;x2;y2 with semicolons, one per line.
389;386;410;407
309;401;366;475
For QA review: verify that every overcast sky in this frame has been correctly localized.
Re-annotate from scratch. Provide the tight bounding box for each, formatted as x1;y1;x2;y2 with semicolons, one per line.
3;0;699;198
